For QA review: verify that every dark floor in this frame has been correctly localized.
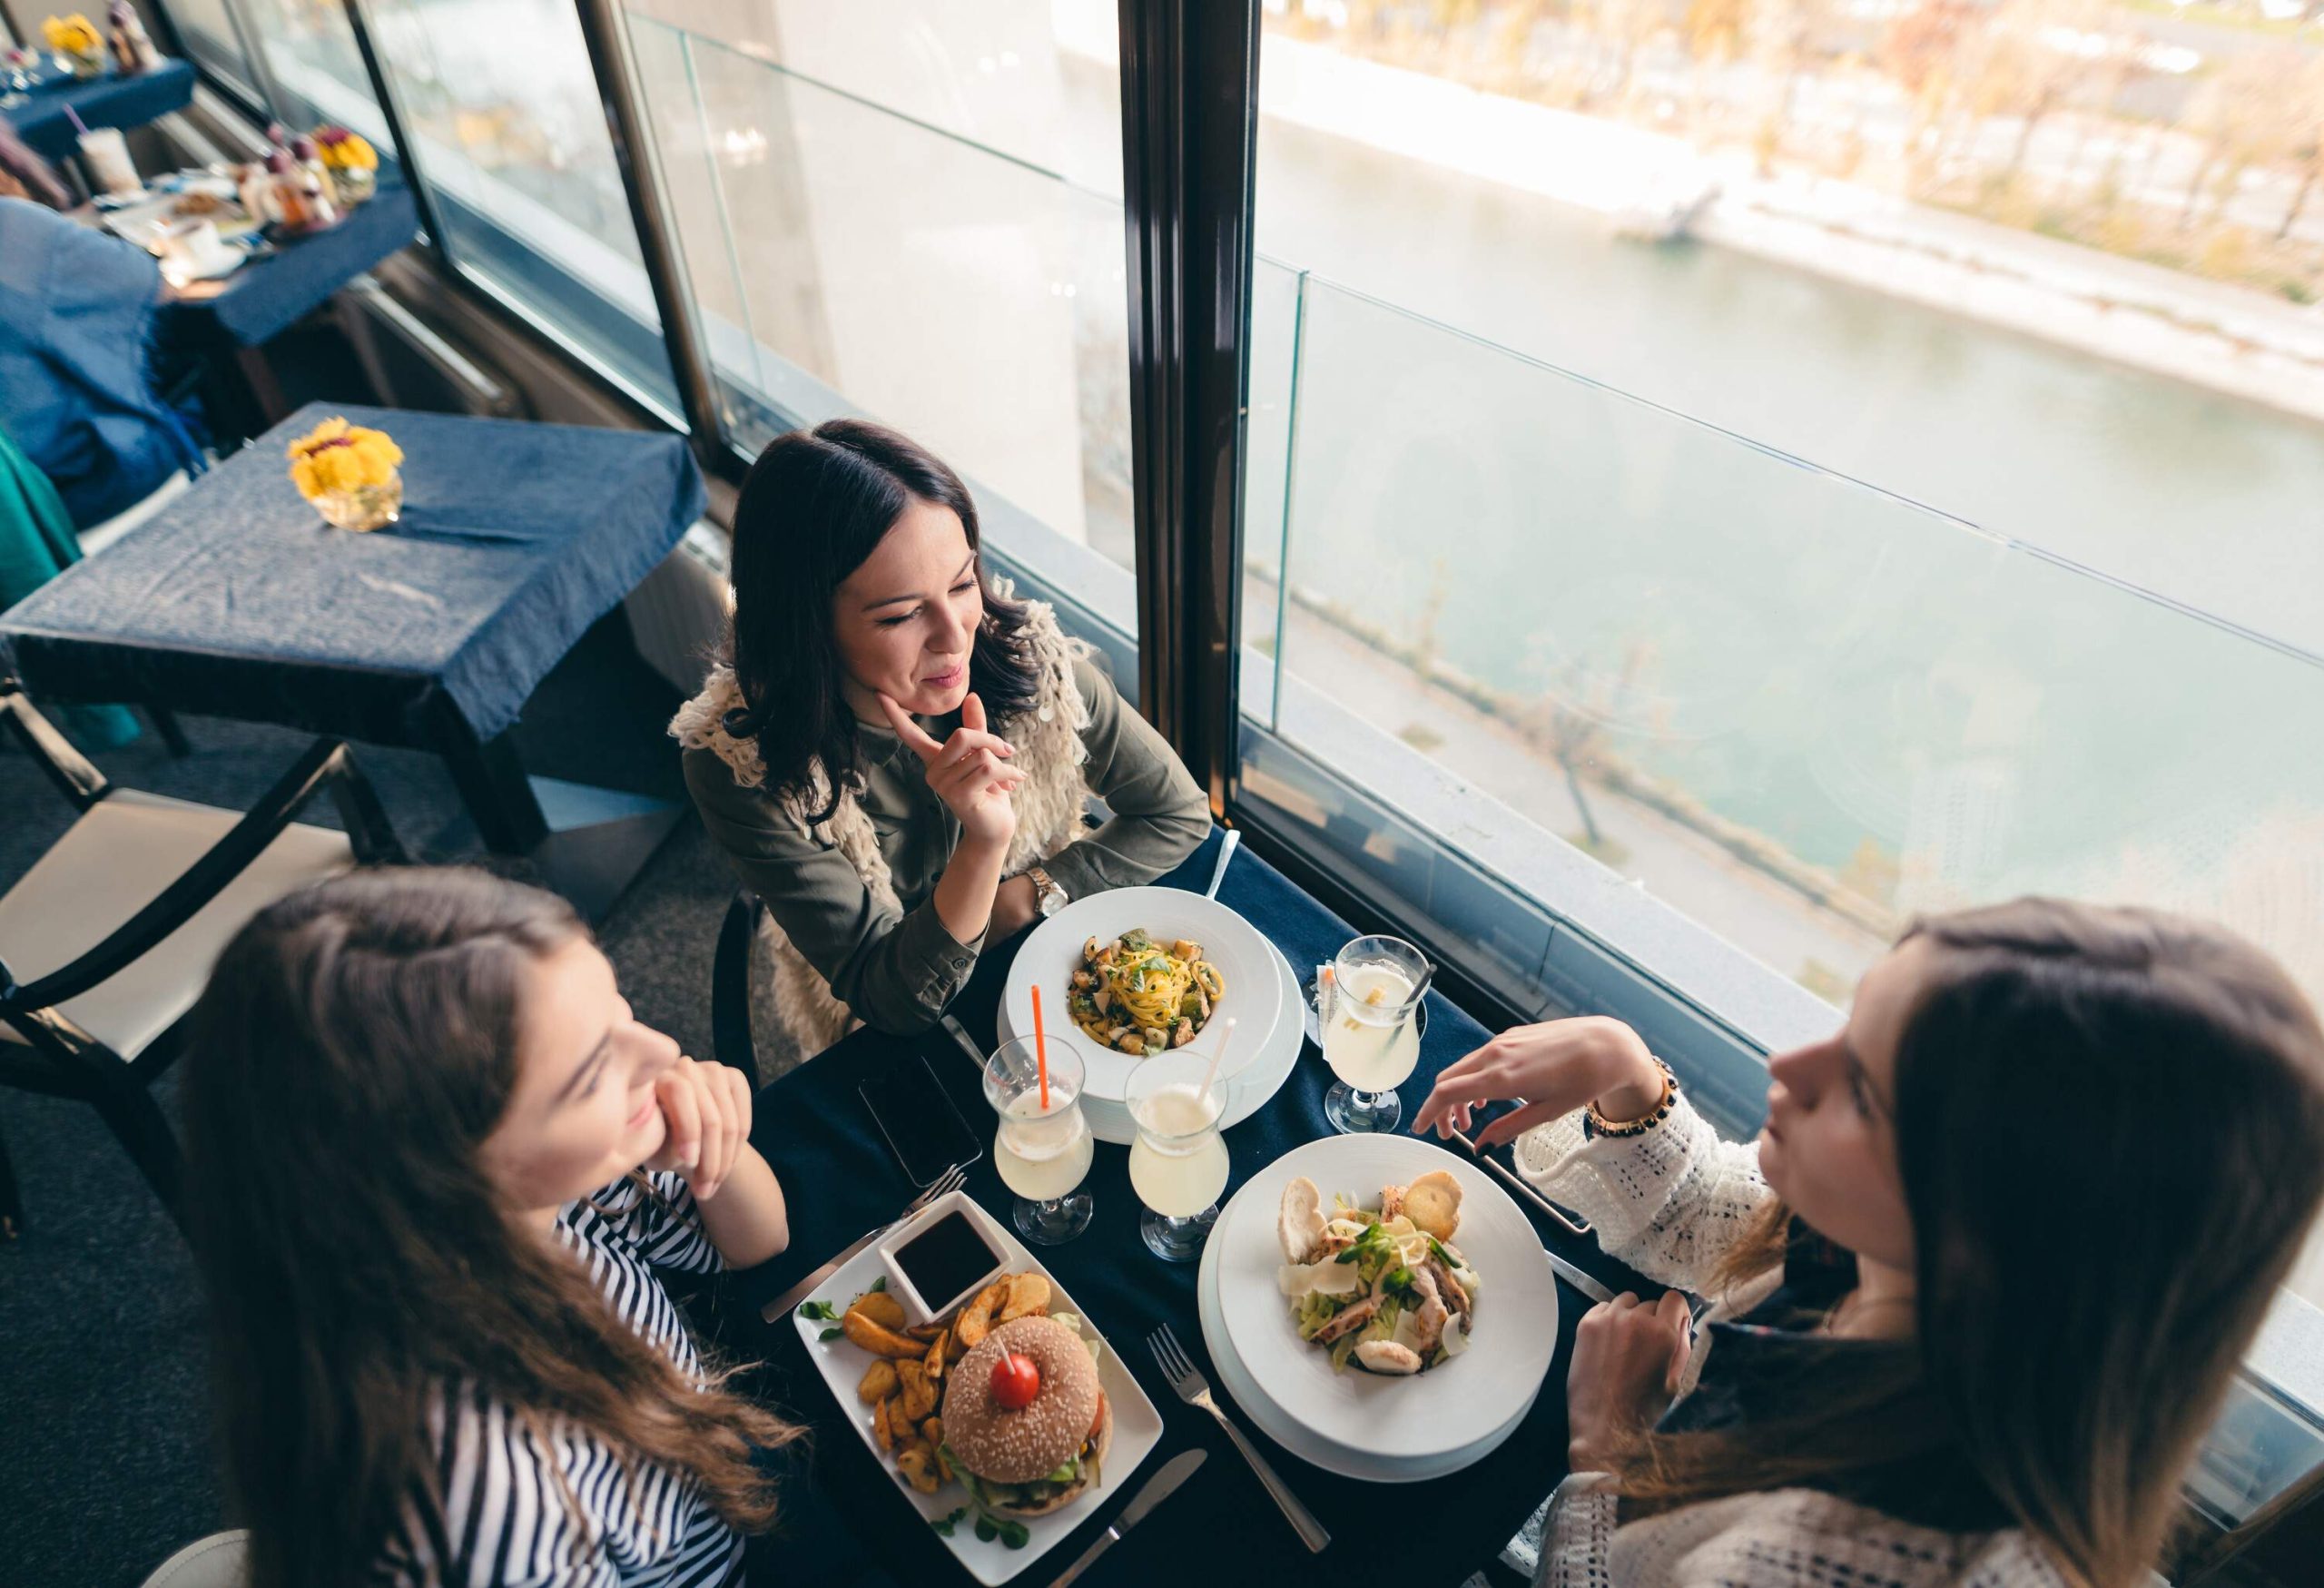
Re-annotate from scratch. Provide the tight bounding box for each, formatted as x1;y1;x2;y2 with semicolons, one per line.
0;615;788;1588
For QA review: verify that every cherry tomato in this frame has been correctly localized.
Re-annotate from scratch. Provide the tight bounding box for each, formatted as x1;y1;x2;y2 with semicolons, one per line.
990;1351;1040;1411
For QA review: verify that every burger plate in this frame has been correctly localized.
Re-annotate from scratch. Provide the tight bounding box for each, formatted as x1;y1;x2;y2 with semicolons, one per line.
792;1190;1165;1584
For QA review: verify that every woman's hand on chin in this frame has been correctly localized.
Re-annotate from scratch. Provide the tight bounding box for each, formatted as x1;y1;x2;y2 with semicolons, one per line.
880;689;1021;851
1565;1289;1694;1473
643;1054;753;1201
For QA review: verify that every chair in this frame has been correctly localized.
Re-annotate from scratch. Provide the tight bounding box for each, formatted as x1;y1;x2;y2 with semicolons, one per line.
0;678;408;1238
712;890;766;1088
136;1531;247;1588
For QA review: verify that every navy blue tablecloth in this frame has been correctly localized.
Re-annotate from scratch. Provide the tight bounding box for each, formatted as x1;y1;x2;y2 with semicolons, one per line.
162;177;419;348
5;59;194;162
0;402;704;745
737;829;1644;1587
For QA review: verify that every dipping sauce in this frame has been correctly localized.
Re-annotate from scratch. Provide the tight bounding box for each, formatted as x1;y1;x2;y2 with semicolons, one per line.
892;1210;1007;1315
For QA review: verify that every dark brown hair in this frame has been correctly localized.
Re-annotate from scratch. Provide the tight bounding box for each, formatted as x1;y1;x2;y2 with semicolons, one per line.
1616;899;2324;1586
182;868;799;1588
723;419;1039;824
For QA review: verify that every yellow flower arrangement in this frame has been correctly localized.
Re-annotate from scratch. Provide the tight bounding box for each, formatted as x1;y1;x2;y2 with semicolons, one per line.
288;417;405;529
43;14;103;54
313;128;379;173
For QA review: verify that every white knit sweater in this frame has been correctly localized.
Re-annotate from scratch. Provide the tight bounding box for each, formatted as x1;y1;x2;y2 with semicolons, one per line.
1505;1097;2068;1588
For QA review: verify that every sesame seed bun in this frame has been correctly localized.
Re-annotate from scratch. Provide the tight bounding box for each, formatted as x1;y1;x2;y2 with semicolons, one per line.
941;1316;1104;1489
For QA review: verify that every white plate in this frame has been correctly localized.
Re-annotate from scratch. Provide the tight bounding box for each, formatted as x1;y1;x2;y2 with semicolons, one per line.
1004;890;1282;1108
1000;929;1303;1144
790;1190;1164;1586
1201;1134;1557;1477
1197;1173;1540;1482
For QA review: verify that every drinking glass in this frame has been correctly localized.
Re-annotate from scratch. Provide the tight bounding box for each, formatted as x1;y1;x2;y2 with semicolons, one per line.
1320;935;1431;1134
1125;1052;1232;1261
982;1036;1093;1245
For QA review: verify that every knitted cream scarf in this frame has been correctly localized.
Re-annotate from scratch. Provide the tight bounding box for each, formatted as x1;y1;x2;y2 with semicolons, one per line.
669;597;1094;1056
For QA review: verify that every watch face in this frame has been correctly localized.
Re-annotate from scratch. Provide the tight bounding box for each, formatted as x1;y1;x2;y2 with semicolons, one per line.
1038;887;1065;917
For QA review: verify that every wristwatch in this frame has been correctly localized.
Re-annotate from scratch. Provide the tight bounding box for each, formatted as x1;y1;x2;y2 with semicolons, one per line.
1025;865;1068;919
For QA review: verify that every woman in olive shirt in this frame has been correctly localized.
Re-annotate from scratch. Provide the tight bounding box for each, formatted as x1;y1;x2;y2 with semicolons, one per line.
674;420;1209;1051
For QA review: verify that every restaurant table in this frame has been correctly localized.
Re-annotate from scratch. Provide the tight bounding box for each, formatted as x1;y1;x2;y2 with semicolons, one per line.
0;402;704;919
3;58;194;163
159;176;422;435
737;827;1657;1587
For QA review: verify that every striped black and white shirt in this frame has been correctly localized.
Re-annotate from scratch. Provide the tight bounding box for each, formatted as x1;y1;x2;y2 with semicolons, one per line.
377;1173;743;1587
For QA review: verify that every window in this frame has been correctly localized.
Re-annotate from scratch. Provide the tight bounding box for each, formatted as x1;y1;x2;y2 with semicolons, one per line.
360;0;680;416
231;0;391;145
1238;2;2324;1048
163;0;268;108
617;2;1137;626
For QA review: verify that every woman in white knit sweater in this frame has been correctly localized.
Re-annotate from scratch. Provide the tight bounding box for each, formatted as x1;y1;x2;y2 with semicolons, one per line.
1413;899;2324;1588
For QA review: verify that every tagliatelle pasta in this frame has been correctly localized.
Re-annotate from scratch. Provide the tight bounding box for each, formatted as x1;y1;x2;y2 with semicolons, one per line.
1066;928;1226;1058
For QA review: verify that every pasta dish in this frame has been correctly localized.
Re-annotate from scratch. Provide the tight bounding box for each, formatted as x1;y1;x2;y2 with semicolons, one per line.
1066;928;1226;1057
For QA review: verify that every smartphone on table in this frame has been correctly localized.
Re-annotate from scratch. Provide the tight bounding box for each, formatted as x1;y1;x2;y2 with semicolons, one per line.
857;1050;981;1187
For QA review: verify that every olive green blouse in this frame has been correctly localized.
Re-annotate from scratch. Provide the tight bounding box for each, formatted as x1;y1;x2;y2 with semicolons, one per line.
684;656;1210;1036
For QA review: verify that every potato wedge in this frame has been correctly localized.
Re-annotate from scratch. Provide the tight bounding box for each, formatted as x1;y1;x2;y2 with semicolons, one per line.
848;1291;908;1331
954;1280;1006;1350
897;1359;939;1425
998;1271;1051;1323
871;1396;895;1452
921;1416;943;1449
923;1327;948;1380
856;1360;899;1405
843;1309;929;1359
895;1441;942;1494
944;1327;970;1365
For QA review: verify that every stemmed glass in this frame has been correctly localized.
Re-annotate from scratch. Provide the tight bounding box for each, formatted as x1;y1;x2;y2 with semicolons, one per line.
1125;1052;1232;1262
982;1036;1094;1245
1319;934;1431;1134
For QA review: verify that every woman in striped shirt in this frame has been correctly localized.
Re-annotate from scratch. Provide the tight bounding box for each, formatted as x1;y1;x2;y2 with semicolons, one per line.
182;867;799;1588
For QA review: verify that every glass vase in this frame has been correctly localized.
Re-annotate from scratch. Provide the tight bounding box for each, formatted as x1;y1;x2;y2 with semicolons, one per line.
309;469;402;532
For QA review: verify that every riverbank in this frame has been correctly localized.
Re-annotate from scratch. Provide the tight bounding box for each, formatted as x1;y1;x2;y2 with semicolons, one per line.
1254;35;2324;429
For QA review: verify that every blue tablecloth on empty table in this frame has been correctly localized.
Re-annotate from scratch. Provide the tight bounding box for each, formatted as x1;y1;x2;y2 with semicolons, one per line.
0;402;704;745
735;828;1648;1588
5;59;194;163
164;178;420;348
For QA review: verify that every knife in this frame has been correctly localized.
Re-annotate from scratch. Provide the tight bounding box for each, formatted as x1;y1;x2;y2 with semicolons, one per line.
1046;1448;1206;1588
764;1226;897;1322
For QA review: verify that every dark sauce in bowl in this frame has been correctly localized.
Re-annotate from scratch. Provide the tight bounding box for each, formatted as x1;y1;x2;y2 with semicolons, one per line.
894;1210;1007;1314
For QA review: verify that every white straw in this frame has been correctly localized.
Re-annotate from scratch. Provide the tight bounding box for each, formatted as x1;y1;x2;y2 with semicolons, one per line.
1198;1017;1237;1111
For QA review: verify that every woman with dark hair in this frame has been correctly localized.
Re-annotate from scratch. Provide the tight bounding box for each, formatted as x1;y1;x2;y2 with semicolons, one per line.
1415;899;2324;1588
183;868;798;1588
675;419;1209;1050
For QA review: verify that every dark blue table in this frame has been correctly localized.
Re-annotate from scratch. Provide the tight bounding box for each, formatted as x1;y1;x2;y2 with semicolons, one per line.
159;177;421;439
736;829;1652;1587
0;402;706;917
3;58;194;163
163;177;419;350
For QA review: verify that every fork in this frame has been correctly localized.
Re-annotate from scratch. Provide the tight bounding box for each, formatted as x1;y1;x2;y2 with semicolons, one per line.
1147;1325;1330;1553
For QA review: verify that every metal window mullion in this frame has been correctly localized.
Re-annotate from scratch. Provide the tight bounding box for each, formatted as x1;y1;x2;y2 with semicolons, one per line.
1116;0;1259;817
340;0;448;259
212;0;290;126
570;0;725;460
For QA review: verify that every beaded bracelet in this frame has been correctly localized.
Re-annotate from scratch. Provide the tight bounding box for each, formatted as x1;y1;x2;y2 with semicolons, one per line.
1584;1057;1679;1139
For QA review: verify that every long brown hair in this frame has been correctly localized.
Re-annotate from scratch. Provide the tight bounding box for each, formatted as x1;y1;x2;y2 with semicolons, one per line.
1614;898;2324;1586
182;868;799;1588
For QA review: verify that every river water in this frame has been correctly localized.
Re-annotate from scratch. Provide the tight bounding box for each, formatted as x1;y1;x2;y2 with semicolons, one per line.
1251;116;2324;928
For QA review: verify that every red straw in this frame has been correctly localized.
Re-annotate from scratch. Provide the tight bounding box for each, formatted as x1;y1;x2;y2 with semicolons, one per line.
1030;984;1051;1110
